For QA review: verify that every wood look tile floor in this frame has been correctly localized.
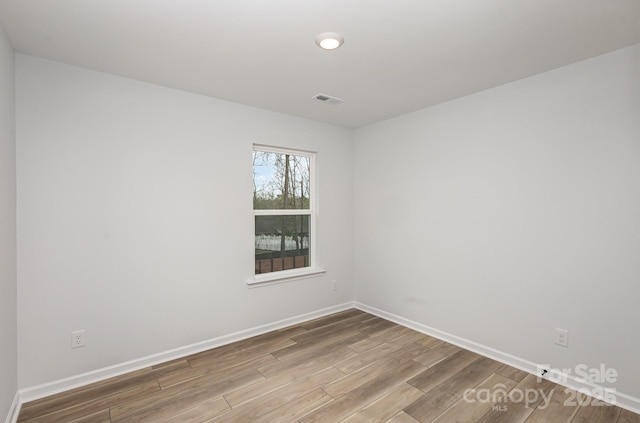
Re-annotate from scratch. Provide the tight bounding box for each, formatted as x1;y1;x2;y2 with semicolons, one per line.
18;309;640;423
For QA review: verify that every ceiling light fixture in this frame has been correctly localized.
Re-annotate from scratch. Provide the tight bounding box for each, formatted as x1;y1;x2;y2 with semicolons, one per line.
315;32;344;50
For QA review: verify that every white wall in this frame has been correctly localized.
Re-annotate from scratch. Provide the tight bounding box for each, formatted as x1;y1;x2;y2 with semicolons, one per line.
354;44;640;400
0;20;18;419
0;21;17;421
16;55;353;388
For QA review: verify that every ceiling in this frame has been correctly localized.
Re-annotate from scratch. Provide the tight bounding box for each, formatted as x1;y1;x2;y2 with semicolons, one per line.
1;0;639;128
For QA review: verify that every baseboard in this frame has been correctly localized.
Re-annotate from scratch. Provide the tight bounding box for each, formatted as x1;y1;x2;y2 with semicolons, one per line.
4;391;20;423
19;301;355;404
354;302;640;415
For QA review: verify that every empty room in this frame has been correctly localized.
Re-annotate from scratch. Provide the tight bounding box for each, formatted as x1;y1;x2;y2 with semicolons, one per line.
1;1;639;422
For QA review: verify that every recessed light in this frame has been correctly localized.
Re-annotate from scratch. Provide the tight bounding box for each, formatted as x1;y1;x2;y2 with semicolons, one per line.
315;32;344;50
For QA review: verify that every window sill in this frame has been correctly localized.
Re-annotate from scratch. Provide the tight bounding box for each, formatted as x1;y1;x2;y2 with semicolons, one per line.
247;268;326;288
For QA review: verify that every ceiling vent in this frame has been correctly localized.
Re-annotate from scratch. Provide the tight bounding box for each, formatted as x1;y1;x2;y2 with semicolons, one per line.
313;93;344;105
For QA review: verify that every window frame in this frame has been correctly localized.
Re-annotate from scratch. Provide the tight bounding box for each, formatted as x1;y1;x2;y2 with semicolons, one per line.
249;144;324;286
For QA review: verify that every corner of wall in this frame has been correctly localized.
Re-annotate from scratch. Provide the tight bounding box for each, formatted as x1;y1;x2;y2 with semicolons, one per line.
3;393;20;423
0;17;18;423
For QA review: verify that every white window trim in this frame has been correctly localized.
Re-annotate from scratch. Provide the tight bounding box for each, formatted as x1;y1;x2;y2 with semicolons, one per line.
248;267;326;287
249;144;322;286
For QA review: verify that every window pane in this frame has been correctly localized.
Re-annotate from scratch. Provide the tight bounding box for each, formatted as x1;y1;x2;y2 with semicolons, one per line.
253;150;310;210
255;215;310;274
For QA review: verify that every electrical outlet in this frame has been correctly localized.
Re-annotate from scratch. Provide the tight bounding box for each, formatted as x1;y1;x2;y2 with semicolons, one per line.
331;280;338;291
71;330;85;349
555;328;568;348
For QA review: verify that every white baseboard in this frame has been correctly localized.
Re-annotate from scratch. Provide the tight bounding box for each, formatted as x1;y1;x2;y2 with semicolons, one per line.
4;391;20;423
19;301;355;404
354;302;640;415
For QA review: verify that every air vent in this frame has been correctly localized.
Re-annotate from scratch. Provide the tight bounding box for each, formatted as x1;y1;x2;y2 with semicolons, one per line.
313;93;344;105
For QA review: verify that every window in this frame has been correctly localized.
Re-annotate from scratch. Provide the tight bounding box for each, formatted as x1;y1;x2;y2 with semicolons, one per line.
252;145;320;282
